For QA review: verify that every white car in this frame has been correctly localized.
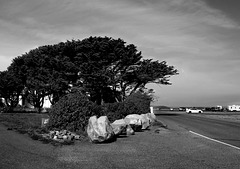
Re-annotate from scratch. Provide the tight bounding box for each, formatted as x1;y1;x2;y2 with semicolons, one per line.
186;108;203;114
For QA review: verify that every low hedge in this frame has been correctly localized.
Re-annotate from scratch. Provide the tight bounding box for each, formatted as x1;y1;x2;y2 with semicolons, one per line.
48;91;152;131
125;91;152;114
102;92;152;122
48;92;103;132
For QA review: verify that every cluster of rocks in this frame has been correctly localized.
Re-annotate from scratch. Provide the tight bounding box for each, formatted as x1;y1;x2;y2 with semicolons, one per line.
40;111;157;144
41;130;83;142
87;112;157;143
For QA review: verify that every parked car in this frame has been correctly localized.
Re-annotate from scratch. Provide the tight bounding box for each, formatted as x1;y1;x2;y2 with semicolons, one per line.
178;107;186;111
186;108;203;114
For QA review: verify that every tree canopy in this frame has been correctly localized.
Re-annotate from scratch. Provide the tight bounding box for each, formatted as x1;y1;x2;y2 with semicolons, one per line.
0;70;24;108
3;36;178;108
74;37;178;104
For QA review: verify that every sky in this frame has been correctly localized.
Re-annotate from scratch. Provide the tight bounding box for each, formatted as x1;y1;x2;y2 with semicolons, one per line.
0;0;240;107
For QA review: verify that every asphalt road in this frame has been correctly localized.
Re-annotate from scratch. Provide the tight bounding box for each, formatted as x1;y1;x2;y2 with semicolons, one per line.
155;110;240;149
1;112;240;169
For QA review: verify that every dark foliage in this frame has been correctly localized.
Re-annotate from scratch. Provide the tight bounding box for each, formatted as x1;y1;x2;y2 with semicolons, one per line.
102;102;133;122
125;91;152;114
0;70;24;108
5;36;178;108
102;92;151;122
48;92;103;132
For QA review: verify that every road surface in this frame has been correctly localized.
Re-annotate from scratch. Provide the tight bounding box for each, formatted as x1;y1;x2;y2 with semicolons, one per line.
155;110;240;149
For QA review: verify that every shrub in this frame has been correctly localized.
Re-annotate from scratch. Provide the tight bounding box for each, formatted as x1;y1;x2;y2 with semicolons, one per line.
48;92;103;132
102;102;132;122
102;96;149;122
48;90;152;131
124;91;152;114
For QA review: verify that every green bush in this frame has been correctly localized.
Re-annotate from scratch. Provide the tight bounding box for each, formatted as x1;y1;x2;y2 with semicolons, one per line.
102;92;151;122
48;92;103;132
102;101;134;122
124;91;152;114
48;90;152;131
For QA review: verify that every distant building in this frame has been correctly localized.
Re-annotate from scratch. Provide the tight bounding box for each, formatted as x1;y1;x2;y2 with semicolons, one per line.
18;95;52;108
227;105;240;112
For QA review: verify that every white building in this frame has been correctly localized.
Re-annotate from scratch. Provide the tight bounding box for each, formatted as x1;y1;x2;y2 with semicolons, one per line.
19;95;52;108
227;105;240;112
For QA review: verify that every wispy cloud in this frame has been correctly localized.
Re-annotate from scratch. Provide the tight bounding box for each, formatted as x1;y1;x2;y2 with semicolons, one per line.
0;0;240;106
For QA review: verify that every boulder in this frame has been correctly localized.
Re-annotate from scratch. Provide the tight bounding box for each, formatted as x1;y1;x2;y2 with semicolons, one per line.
125;114;150;130
140;114;150;130
126;124;135;135
146;112;157;124
124;114;142;132
87;116;115;143
111;119;127;136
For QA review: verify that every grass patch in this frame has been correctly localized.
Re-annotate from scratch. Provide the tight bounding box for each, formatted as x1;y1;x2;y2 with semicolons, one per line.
0;113;87;146
0;113;49;130
0;113;76;146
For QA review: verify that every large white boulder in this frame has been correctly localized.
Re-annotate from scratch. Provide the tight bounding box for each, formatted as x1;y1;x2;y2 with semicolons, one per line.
125;114;151;130
124;114;142;131
140;114;150;130
146;112;157;124
87;116;115;143
111;119;127;136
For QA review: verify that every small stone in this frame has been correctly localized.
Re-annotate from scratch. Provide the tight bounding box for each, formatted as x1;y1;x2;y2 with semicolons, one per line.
53;135;58;140
50;131;55;135
42;134;49;138
74;135;80;140
67;135;73;140
63;135;68;140
58;135;63;139
49;131;55;138
62;130;67;135
55;131;60;135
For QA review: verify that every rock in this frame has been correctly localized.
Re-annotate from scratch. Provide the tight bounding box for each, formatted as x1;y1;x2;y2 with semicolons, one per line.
125;114;142;132
62;135;68;140
111;119;127;136
87;116;115;143
126;125;135;135
55;131;60;135
58;135;63;139
146;112;157;124
62;130;67;135
53;135;58;140
41;133;50;139
140;114;150;130
49;131;55;135
74;135;80;140
68;135;74;141
44;130;86;142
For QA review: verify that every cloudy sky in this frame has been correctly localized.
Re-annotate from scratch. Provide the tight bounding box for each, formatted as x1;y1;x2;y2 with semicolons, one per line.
1;0;240;107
